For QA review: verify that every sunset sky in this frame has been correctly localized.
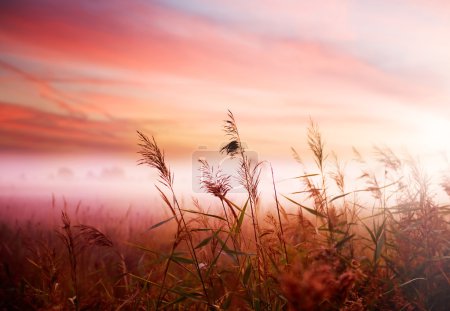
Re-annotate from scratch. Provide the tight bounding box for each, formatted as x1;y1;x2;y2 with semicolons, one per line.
1;0;449;203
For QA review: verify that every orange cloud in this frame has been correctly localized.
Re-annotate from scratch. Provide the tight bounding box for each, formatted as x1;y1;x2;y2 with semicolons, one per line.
0;0;419;95
0;0;448;159
0;102;134;153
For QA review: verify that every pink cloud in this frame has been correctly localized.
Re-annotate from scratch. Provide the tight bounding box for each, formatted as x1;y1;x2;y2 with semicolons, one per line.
0;102;132;153
0;0;448;159
0;0;422;97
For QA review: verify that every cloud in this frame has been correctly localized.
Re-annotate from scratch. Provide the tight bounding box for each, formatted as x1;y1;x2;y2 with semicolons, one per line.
0;101;192;155
160;0;355;42
0;0;439;101
0;0;448;159
0;102;135;153
5;0;442;107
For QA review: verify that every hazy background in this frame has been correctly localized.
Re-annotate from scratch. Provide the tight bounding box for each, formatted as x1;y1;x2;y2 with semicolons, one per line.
1;0;449;212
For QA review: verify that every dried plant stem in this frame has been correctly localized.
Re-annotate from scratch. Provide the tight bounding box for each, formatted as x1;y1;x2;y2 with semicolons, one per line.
308;119;335;244
172;193;210;302
156;223;181;309
222;110;264;301
59;211;79;311
270;164;288;265
137;131;211;308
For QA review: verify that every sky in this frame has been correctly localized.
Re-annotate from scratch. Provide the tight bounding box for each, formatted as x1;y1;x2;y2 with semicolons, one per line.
0;0;449;204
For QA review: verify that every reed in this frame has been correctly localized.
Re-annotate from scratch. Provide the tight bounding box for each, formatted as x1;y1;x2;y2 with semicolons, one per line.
0;111;448;310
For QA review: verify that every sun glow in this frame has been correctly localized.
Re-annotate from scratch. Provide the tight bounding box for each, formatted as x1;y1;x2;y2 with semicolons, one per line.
415;113;450;154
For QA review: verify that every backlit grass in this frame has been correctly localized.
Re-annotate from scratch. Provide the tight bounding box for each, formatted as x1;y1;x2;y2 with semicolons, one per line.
0;111;449;310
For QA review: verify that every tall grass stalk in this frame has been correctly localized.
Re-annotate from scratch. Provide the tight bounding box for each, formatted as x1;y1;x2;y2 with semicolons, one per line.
270;164;289;265
221;110;266;304
137;131;211;308
58;210;79;311
2;111;449;310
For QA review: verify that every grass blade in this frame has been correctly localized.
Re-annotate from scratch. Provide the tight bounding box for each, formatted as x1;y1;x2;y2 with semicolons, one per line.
145;216;175;232
282;195;326;218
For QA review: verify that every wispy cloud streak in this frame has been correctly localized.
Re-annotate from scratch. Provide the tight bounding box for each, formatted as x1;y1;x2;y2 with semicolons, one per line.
0;0;448;157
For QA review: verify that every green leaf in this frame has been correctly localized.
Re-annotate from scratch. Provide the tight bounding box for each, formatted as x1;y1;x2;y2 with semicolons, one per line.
329;192;352;203
191;228;212;232
126;242;159;255
171;255;195;265
145;216;175;232
254;298;261;311
180;209;226;221
291;190;313;194
129;274;205;301
224;248;255;256
217;237;254;257
362;222;377;244
222;197;243;212
161;296;187;309
375;218;387;240
204;230;226;279
243;261;252;286
293;173;320;179
195;236;213;249
374;230;385;264
221;293;232;309
259;230;274;238
335;234;355;250
232;198;249;234
318;226;346;234
359;211;385;221
282;195;326;218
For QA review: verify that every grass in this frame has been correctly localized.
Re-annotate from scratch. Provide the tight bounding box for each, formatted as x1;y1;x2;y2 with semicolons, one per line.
1;111;449;310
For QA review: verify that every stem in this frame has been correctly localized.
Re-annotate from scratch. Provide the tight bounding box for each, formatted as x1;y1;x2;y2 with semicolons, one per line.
171;190;211;307
270;165;288;265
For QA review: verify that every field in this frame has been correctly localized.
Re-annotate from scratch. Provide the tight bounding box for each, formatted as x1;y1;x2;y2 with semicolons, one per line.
1;111;449;310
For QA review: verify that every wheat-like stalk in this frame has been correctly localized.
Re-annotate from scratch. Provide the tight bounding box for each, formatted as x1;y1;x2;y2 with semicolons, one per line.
137;130;211;308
